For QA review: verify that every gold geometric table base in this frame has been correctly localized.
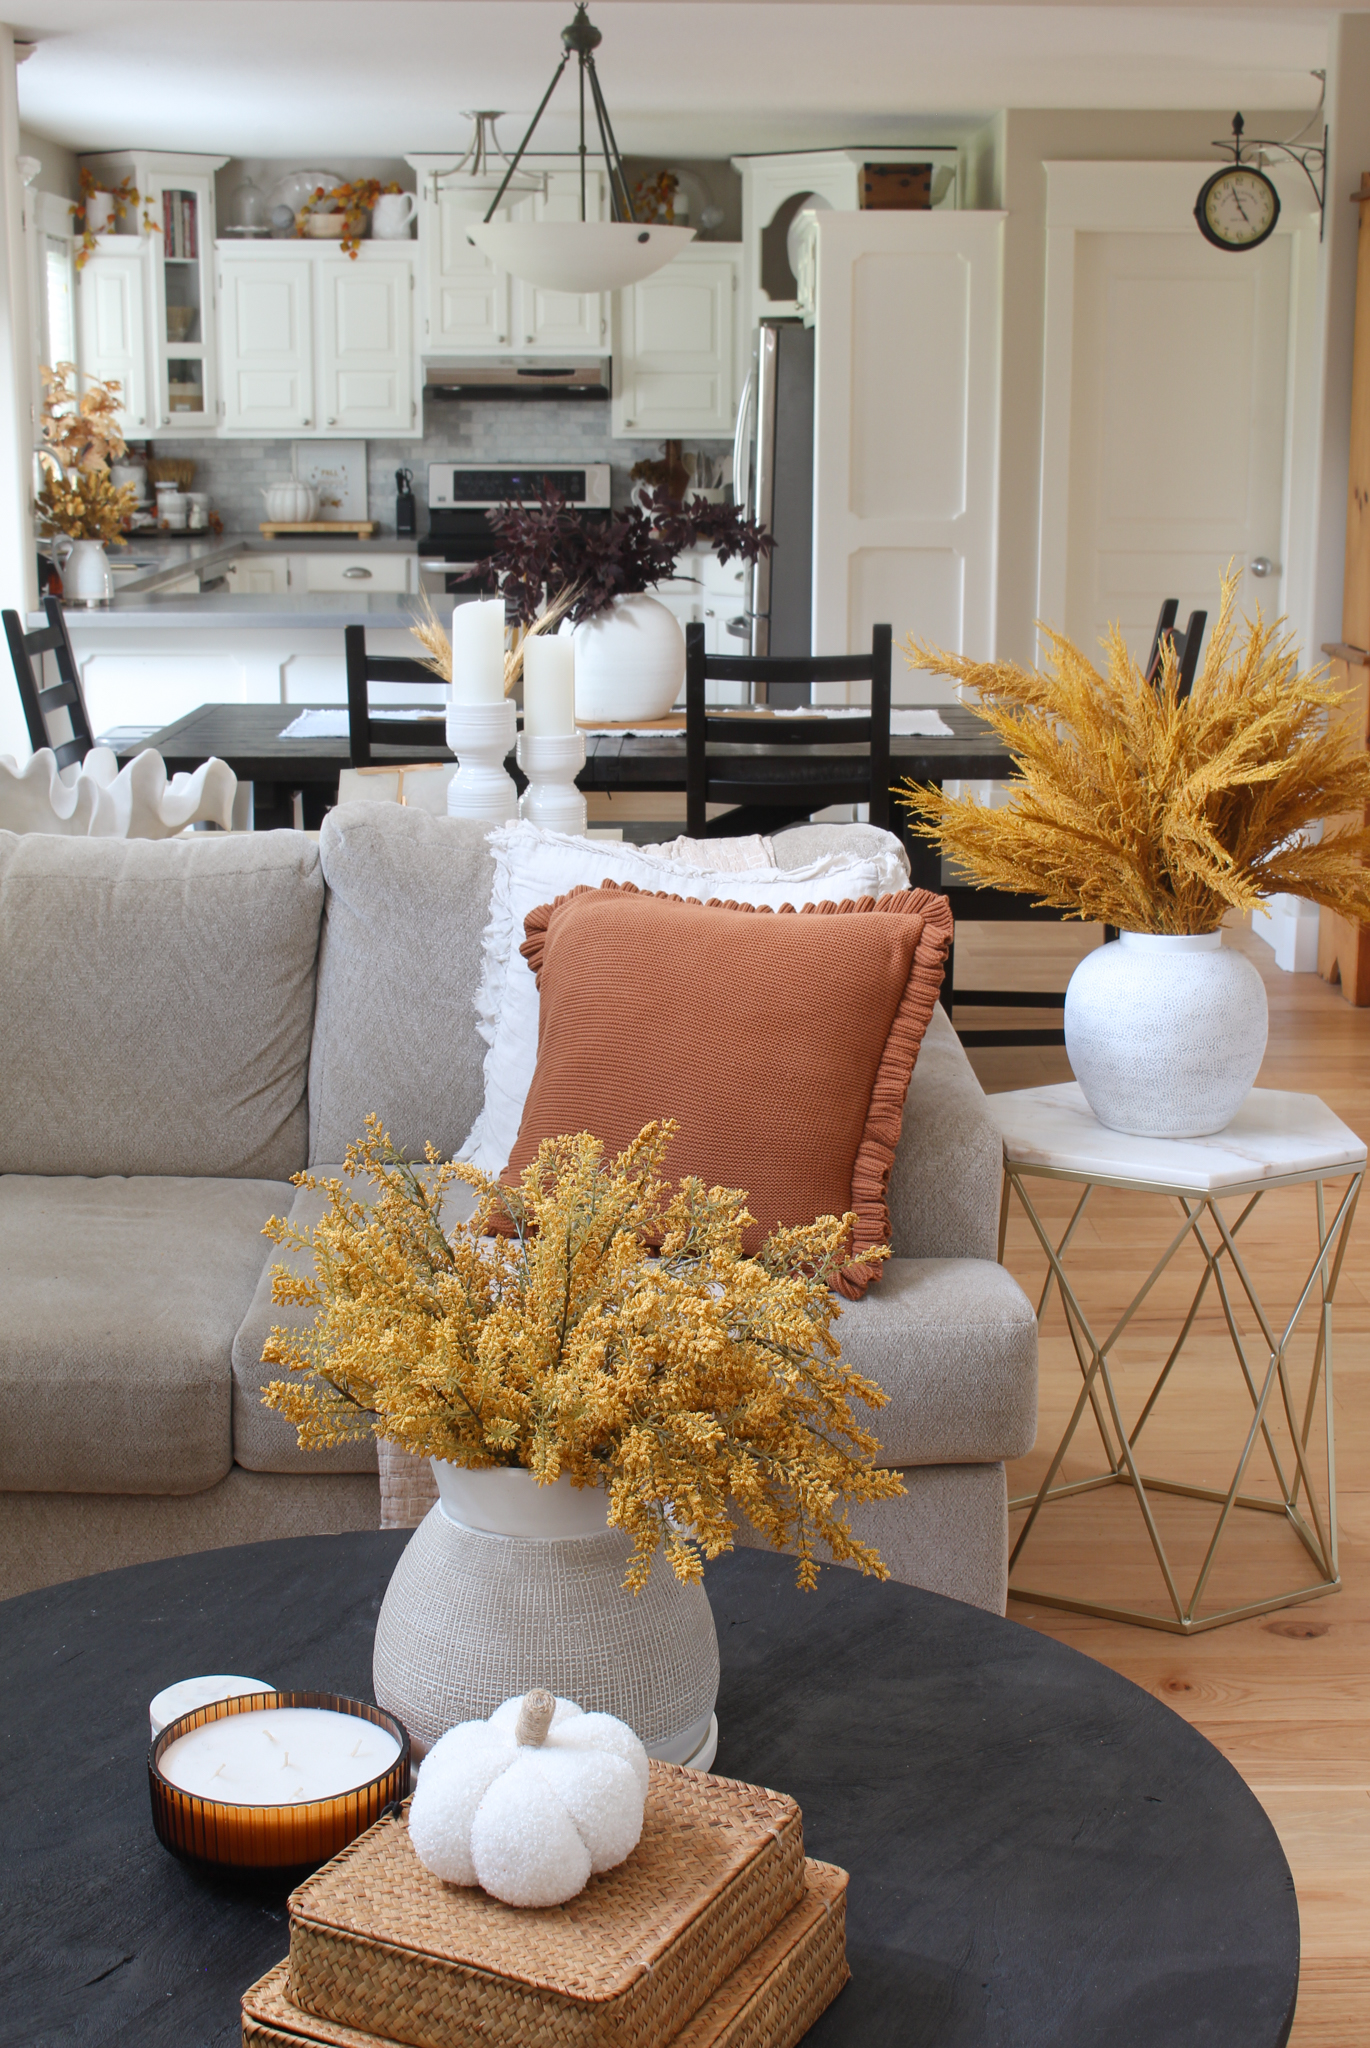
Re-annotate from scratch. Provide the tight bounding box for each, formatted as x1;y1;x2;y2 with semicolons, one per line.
1001;1149;1363;1635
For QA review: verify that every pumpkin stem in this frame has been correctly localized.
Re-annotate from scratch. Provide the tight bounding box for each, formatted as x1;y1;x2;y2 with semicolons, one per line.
514;1688;556;1746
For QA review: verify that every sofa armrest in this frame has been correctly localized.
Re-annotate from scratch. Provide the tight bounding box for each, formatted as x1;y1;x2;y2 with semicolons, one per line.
887;1004;1004;1263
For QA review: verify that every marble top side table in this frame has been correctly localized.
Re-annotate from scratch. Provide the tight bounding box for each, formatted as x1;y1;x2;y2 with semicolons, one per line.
989;1082;1366;1633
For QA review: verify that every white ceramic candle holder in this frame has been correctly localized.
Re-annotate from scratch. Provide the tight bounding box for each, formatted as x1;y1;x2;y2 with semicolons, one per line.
445;698;520;825
517;731;587;835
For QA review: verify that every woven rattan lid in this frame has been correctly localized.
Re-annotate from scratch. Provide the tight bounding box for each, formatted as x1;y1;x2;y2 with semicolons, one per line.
244;1861;848;2048
289;1765;802;2004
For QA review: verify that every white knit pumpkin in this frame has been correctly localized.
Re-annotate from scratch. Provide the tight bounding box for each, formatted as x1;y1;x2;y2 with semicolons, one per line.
407;1689;650;1908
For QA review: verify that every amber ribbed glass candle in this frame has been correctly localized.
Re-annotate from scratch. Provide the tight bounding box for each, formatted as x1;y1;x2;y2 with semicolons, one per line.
149;1689;409;1875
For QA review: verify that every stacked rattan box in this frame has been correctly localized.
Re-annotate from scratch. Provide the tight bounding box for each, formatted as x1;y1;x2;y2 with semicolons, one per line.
241;1762;849;2048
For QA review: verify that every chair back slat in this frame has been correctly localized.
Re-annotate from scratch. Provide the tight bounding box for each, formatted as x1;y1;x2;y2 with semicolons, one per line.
344;623;453;770
685;621;892;837
4;598;96;761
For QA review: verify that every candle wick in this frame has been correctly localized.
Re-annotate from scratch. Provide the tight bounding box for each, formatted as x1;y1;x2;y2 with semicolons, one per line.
350;1740;363;1758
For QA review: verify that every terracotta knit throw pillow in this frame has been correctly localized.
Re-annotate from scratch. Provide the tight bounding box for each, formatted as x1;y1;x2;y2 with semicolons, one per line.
504;880;953;1299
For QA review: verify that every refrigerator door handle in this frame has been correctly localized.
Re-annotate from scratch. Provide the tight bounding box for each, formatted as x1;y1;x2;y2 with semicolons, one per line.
731;367;755;518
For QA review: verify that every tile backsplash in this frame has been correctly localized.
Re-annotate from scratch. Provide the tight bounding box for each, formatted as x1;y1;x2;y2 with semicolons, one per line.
151;400;732;535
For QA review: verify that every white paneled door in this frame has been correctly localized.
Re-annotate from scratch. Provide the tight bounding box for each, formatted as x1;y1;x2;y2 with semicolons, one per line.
317;257;414;433
812;211;1005;701
1039;162;1321;671
77;248;150;435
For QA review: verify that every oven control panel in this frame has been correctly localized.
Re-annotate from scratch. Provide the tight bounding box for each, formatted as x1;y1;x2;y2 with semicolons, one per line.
427;463;611;510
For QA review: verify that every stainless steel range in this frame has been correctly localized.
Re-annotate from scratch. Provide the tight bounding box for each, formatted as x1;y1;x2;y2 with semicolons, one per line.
418;463;612;590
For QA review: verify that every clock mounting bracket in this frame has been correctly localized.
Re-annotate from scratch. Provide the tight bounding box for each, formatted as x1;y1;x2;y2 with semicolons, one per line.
1201;78;1327;246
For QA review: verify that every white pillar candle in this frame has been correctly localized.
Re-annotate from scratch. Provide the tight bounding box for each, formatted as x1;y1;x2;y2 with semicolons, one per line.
158;1706;401;1806
522;632;577;736
149;1673;272;1739
449;597;508;705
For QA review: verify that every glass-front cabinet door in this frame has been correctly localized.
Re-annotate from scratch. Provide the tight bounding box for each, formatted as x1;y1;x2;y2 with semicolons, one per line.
76;151;226;435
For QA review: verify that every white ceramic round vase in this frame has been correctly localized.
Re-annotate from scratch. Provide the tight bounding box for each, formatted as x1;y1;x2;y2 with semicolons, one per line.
572;593;685;724
52;537;113;607
372;1465;720;1764
1064;931;1268;1139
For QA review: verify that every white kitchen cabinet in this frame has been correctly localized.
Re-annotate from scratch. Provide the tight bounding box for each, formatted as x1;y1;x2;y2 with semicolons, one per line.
77;243;151;434
221;555;291;595
217;245;417;436
316;256;415;433
612;245;739;437
811;210;1004;694
218;255;314;432
407;156;607;356
79;151;227;437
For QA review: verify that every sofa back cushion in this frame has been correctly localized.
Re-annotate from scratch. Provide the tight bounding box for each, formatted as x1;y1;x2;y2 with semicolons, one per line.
0;828;323;1179
310;804;496;1165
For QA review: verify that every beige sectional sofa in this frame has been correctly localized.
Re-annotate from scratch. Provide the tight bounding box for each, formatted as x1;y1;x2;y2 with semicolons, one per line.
0;805;1036;1606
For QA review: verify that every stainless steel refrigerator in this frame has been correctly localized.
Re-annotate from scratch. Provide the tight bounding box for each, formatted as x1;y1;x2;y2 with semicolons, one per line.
732;319;815;703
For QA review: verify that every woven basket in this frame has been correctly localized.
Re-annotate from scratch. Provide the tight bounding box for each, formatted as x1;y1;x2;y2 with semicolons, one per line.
371;1506;719;1762
243;1860;848;2048
286;1765;805;2048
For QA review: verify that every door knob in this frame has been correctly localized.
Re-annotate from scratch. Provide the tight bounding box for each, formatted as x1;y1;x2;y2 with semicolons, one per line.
1250;556;1277;578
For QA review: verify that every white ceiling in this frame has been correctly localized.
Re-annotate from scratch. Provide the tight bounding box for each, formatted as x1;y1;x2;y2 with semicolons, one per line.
12;2;1333;160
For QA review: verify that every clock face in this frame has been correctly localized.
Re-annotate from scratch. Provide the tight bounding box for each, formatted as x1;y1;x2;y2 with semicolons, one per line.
1195;166;1281;251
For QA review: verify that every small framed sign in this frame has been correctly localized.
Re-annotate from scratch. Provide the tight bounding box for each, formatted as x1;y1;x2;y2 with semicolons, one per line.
292;440;368;522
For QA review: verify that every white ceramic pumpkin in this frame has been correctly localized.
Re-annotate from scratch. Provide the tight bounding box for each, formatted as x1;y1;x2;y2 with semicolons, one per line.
407;1688;650;1908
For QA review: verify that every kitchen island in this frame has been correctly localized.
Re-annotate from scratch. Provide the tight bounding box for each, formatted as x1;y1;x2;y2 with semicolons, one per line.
34;533;449;740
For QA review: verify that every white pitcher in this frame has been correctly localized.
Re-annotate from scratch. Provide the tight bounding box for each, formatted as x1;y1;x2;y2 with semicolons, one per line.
51;536;113;608
371;191;417;239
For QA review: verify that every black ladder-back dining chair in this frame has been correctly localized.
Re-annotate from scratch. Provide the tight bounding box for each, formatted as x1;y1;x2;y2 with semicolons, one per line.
952;597;1208;1046
684;621;892;839
344;624;452;768
3;597;97;771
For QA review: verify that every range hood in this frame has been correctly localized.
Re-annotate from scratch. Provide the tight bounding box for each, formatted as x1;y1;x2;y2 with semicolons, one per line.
424;358;610;400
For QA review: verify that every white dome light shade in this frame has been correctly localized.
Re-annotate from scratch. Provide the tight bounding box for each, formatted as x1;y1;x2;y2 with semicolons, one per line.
468;220;695;295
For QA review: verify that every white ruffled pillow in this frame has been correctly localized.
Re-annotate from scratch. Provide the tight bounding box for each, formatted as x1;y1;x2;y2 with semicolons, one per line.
460;822;911;1174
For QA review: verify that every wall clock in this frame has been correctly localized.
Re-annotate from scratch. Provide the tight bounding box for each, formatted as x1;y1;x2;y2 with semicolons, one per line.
1194;161;1281;252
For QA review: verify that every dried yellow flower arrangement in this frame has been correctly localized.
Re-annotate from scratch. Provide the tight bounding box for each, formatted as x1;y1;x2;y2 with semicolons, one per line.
34;364;137;543
262;1117;903;1590
900;572;1370;935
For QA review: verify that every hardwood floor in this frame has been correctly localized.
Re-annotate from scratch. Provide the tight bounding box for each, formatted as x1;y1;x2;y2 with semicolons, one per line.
956;917;1370;2044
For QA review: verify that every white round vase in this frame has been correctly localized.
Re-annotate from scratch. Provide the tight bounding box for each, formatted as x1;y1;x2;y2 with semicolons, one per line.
372;1465;720;1764
572;594;685;724
1064;931;1268;1140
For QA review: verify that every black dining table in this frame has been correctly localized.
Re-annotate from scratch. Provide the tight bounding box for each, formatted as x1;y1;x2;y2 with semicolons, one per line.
127;698;1024;899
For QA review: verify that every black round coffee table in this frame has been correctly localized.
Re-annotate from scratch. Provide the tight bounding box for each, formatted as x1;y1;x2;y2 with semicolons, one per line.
0;1536;1297;2048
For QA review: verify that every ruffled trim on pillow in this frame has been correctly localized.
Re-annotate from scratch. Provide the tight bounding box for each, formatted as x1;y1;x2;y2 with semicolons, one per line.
518;879;953;1299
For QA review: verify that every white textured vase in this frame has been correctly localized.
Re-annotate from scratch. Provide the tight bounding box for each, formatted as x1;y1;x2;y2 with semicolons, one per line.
1064;931;1268;1139
572;594;686;724
372;1466;720;1764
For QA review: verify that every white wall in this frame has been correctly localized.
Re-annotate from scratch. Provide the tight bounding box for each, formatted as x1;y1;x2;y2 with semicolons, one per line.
994;106;1311;670
0;32;36;764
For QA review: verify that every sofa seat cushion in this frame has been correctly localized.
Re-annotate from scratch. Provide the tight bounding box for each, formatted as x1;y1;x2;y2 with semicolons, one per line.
0;1175;288;1496
232;1170;480;1474
0;829;323;1180
836;1257;1038;1466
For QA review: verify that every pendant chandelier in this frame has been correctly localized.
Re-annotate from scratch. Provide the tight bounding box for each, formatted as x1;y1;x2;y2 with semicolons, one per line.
467;2;694;294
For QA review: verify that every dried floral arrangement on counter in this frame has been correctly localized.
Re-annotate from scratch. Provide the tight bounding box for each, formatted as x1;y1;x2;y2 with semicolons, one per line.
463;485;773;627
34;364;137;542
261;1117;902;1590
899;571;1370;935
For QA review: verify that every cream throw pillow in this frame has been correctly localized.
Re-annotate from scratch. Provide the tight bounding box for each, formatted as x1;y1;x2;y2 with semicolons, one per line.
459;823;911;1174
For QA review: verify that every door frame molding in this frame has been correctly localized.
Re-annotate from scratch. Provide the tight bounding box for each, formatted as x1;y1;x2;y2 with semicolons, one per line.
1036;159;1322;657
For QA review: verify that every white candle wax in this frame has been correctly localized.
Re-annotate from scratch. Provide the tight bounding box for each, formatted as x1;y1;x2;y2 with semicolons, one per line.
149;1673;272;1739
158;1706;400;1806
522;633;577;736
449;597;507;705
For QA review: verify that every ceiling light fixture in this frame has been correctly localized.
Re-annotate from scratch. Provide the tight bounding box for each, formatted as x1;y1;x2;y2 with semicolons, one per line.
431;113;546;204
467;2;694;295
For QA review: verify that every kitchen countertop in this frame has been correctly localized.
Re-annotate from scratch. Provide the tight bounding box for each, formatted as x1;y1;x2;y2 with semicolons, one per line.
34;530;447;631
